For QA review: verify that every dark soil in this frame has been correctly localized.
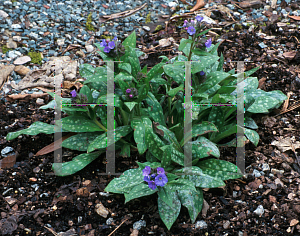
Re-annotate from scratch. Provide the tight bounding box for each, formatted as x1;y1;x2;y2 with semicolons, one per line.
1;8;300;236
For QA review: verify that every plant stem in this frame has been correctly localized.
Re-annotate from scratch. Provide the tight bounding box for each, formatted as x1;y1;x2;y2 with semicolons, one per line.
187;34;196;61
93;118;107;132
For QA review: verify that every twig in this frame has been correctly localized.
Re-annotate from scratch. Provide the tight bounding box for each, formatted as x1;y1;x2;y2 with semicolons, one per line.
44;226;58;236
108;218;128;236
99;3;147;23
274;102;300;117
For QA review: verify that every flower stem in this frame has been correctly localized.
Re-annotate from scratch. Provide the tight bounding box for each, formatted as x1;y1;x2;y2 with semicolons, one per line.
93;118;107;132
187;34;197;61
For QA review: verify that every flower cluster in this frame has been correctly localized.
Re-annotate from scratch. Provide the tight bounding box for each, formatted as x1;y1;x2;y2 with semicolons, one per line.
100;36;118;53
70;89;88;104
183;15;203;36
183;15;212;48
126;87;138;99
143;166;168;190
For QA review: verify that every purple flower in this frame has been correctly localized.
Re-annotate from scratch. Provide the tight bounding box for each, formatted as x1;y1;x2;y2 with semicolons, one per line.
100;39;107;47
157;167;165;175
108;41;115;49
104;46;110;53
183;20;188;27
191;20;194;24
113;36;117;41
151;174;156;179
148;180;157;190
196;15;203;22
187;26;196;35
199;71;205;76
129;94;133;98
143;166;151;176
143;175;150;182
205;38;212;48
155;174;168;187
126;88;131;94
70;89;77;97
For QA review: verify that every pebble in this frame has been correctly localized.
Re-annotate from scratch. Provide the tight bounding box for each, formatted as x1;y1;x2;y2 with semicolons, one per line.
195;220;208;229
1;146;14;157
254;205;264;216
252;169;261;178
133;220;146;230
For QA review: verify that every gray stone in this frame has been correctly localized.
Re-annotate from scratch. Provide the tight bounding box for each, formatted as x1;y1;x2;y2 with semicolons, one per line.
133;220;146;230
195;220;207;229
6;38;18;49
253;205;264;216
0;10;8;18
142;26;150;32
7;50;22;59
11;24;22;29
1;147;14;156
85;45;94;53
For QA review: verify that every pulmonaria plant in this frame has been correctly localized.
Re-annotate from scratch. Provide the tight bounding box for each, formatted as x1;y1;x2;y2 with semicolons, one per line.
6;15;288;231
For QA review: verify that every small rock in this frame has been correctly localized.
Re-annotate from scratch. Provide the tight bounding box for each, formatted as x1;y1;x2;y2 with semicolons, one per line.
13;36;22;42
253;205;264;216
195;220;207;229
56;38;65;46
95;202;109;218
252;169;261;178
7;50;22;59
290;219;299;227
133;220;146;230
76;50;85;58
4;196;17;205
1;146;14;156
106;218;114;225
261;163;270;171
85;45;94;53
13;56;31;65
223;220;230;229
142;26;150;32
14;65;31;76
0;10;9;18
6;38;17;49
76;187;90;197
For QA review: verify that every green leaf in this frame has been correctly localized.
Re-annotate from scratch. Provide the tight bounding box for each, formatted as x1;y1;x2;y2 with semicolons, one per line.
52;151;103;176
167;85;184;97
158;186;174;208
196;28;212;37
141;64;147;74
217;52;224;71
163;64;185;84
115;71;134;83
119;142;131;157
191;55;219;74
158;191;181;230
197;159;243;181
154;125;182;152
244;117;258;129
247;96;279;113
177;188;203;223
61;116;103;132
79;85;93;103
167;179;197;192
124;183;157;203
61;132;102;151
131;118;148;155
244;66;260;77
118;62;132;74
87;125;132;153
180;122;218;147
174;166;225;188
191;49;211;56
6;122;67;141
191;136;220;162
144;124;165;160
122;30;136;48
244;127;259;146
104;168;144;194
178;38;193;51
145;92;166;126
160;145;173;169
124;102;137;112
